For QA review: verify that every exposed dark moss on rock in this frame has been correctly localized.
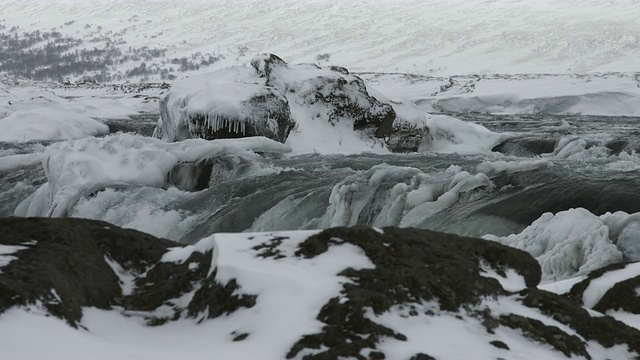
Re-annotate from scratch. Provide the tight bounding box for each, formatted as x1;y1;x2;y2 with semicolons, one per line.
490;340;509;350
499;314;589;358
523;289;640;354
188;277;256;320
409;354;436;360
287;226;540;359
252;236;288;260
0;218;255;326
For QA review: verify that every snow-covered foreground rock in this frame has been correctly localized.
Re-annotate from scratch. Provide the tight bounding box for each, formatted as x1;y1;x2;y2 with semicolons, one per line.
1;218;640;360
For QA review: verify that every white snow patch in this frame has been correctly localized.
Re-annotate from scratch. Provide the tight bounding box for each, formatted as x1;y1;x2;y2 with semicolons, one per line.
538;276;587;295
0;108;108;142
479;262;527;292
103;256;137;296
0;241;36;273
420;115;512;155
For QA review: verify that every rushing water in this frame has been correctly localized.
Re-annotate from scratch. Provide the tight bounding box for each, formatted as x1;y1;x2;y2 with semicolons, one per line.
2;112;640;248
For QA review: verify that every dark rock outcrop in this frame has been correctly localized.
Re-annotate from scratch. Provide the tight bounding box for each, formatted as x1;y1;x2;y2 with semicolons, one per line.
0;217;255;327
285;227;640;359
2;219;640;359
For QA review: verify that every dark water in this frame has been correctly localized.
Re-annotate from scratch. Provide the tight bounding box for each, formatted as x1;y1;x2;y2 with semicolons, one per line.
1;112;639;244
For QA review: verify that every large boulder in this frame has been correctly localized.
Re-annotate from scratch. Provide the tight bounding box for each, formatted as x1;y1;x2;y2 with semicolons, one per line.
157;65;295;143
156;54;396;146
251;54;396;138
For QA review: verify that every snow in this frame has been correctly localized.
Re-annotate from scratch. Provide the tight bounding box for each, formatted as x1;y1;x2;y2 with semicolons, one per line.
0;108;108;143
582;262;640;308
538;276;587;295
479;262;527;292
16;134;290;217
103;256;137;296
3;0;640;77
0;243;30;273
420;115;511;155
484;208;623;281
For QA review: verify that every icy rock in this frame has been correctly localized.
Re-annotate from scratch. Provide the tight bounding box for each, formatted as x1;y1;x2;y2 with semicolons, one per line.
17;133;290;217
158;65;295;143
157;54;396;149
251;53;396;137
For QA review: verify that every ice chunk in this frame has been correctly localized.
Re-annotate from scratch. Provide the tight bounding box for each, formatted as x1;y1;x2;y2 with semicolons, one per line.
16;134;290;217
0;108;108;142
420;115;512;155
484;208;623;281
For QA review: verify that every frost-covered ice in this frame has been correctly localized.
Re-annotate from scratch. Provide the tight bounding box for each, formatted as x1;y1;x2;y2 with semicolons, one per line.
420;115;511;155
484;208;624;281
320;164;492;229
0;108;109;142
476;159;548;175
16;134;290;217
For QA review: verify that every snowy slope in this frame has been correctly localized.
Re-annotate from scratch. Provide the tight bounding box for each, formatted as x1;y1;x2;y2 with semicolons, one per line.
2;0;640;79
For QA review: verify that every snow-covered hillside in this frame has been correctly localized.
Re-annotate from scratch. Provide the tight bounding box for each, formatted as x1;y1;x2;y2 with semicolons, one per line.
1;0;640;82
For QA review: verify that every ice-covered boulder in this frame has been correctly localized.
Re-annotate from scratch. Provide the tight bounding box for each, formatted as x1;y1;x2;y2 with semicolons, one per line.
158;65;295;143
156;54;396;154
250;54;395;136
2;220;640;359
